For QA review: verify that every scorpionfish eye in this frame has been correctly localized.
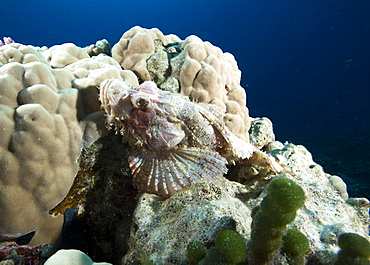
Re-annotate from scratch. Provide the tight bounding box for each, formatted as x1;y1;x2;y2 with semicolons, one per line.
131;92;152;110
137;98;149;108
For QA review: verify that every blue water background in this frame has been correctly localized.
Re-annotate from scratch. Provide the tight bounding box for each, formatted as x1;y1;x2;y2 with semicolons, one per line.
2;0;370;196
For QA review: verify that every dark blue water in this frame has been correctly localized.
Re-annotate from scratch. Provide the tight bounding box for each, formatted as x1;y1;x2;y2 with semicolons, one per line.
2;0;370;196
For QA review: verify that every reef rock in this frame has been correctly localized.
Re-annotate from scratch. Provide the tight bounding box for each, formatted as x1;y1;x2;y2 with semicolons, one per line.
120;118;369;264
122;180;252;264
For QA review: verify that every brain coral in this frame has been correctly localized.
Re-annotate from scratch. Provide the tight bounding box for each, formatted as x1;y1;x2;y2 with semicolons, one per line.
112;26;251;141
0;42;136;245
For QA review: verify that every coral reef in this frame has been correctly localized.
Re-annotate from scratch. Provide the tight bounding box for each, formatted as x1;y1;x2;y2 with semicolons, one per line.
0;26;368;265
121;180;252;264
115;119;368;264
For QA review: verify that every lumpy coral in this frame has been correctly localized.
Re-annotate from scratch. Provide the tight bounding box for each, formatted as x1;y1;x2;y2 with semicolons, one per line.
112;26;251;141
0;59;83;246
0;41;134;245
336;232;370;264
112;26;181;81
214;229;247;264
282;228;310;264
187;240;207;263
247;176;306;265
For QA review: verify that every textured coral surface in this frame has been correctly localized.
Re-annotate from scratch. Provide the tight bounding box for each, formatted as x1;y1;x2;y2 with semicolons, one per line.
0;42;131;245
112;26;251;141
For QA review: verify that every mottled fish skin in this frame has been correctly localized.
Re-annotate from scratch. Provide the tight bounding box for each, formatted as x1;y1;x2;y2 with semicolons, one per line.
100;79;257;197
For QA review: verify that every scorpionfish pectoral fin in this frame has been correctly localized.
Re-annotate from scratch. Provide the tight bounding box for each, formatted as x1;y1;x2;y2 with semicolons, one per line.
127;147;228;198
197;106;255;161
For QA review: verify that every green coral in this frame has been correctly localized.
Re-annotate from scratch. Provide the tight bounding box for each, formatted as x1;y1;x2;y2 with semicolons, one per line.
187;230;247;264
247;176;306;265
335;233;370;265
282;229;310;265
214;230;247;264
259;177;305;226
199;247;229;265
187;241;207;263
264;177;306;212
282;229;310;257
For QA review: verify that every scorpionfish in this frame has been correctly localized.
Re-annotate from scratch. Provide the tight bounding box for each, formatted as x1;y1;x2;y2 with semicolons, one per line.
100;79;275;198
